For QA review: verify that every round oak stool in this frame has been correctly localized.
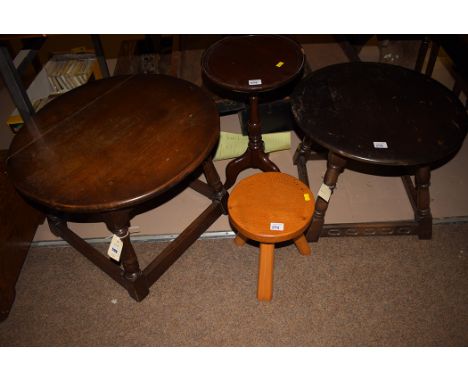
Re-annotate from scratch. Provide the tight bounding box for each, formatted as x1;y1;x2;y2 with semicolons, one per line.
228;172;315;301
291;62;468;242
201;35;305;189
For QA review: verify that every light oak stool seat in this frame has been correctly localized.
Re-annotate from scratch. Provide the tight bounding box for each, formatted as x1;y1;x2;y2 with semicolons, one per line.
228;172;315;301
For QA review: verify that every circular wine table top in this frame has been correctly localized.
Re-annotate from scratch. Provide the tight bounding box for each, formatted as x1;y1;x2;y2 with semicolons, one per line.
201;35;305;94
7;74;220;213
228;172;315;243
291;62;468;166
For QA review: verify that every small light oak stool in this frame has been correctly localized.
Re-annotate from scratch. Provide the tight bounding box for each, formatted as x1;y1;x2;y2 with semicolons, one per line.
228;172;315;301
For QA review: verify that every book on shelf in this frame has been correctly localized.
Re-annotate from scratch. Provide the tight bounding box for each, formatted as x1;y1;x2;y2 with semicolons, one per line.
44;52;101;96
6;49;104;132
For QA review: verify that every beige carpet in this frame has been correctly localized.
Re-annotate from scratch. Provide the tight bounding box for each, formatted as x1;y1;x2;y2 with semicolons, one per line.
1;223;467;346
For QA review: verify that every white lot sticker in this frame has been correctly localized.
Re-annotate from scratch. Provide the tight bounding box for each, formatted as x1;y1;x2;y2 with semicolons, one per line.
248;79;262;85
318;183;332;202
107;234;123;261
270;222;284;231
373;141;388;148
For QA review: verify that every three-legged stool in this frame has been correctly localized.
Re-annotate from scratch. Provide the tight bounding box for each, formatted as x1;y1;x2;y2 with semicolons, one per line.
228;172;315;301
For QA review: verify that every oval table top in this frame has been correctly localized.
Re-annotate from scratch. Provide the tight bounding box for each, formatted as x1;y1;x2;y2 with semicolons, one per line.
228;172;314;243
201;35;305;94
291;62;468;166
7;74;220;213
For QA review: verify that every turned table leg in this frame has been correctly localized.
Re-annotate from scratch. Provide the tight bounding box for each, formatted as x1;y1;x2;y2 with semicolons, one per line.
202;158;228;214
224;95;279;189
306;151;346;242
415;166;432;239
293;136;314;187
106;213;149;301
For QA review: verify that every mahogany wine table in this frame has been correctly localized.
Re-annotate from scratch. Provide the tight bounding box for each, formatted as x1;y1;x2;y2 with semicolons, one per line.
201;35;305;188
291;62;468;241
6;74;228;301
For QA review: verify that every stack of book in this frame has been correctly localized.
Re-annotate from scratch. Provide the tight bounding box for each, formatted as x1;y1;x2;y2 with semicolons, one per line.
6;50;102;132
45;53;97;95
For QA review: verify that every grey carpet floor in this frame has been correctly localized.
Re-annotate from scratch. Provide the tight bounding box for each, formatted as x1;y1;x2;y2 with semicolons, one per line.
1;223;468;346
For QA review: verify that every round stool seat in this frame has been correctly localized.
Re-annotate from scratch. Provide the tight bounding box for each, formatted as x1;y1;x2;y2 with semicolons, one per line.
228;172;315;301
229;172;315;242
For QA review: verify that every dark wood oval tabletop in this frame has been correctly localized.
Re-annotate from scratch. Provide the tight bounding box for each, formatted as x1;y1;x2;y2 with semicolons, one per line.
201;34;305;93
291;62;468;166
6;74;220;213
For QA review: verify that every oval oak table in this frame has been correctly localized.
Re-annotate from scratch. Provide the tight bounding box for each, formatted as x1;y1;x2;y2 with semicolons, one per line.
291;62;468;241
6;74;228;301
201;34;305;188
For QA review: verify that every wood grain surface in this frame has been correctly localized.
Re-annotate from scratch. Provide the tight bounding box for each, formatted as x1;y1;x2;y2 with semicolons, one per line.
7;74;220;213
228;172;314;243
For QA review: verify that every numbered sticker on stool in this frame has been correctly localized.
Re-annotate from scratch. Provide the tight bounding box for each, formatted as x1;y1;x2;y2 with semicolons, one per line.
270;222;284;231
107;234;123;261
248;79;262;85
